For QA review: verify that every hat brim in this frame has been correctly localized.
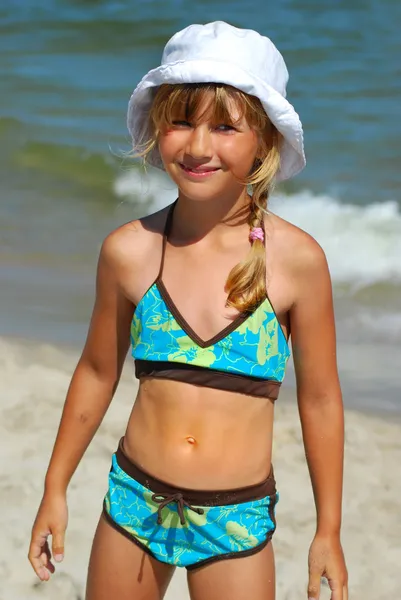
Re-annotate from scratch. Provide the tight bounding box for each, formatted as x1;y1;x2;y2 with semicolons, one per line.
127;59;305;182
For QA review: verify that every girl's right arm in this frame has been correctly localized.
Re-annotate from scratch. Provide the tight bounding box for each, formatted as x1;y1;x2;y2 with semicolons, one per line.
28;232;134;581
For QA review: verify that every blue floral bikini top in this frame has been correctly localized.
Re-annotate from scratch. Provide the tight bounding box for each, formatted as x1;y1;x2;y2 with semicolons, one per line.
131;202;290;400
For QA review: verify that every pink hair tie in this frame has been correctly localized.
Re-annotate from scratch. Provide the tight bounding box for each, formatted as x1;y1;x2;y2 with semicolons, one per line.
249;227;264;243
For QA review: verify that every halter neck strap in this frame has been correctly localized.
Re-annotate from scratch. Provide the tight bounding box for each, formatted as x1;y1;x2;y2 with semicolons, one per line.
157;200;177;279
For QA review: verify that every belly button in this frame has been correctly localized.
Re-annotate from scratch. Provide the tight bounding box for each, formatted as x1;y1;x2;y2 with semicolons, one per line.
185;436;196;445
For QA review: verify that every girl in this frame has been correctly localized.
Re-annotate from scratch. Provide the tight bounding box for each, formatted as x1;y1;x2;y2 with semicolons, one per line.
28;21;348;600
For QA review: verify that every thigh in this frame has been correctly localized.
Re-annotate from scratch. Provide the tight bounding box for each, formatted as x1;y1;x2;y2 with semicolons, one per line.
85;514;176;600
187;541;275;600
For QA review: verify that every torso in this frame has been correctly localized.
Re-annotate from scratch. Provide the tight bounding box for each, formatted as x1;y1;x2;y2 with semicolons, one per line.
115;204;297;489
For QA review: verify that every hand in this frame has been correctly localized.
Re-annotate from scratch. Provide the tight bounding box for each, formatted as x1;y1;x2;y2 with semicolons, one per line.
28;492;68;581
307;533;348;600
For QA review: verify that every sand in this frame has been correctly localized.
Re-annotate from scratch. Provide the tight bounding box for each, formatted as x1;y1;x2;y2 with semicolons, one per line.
1;336;401;599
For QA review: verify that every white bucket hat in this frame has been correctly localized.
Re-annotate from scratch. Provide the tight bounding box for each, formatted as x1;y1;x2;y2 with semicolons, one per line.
127;21;305;182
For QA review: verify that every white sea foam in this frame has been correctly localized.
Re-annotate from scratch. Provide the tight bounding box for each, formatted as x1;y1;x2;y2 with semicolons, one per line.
271;191;401;289
114;169;401;288
114;167;177;211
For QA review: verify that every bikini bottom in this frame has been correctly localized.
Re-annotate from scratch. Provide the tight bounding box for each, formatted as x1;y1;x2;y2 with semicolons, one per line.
103;437;279;570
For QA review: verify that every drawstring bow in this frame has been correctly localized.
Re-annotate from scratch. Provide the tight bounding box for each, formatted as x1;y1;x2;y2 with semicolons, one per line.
151;492;204;525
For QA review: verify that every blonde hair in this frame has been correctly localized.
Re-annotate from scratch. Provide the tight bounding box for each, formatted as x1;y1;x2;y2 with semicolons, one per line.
134;83;282;313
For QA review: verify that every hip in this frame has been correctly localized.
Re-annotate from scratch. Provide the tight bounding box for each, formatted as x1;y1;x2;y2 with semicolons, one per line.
103;437;279;569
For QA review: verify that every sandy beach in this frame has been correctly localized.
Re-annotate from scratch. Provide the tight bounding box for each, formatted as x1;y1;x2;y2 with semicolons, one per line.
2;335;400;600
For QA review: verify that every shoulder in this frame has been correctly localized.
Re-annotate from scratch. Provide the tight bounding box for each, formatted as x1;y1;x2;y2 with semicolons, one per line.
96;204;171;302
265;212;331;300
100;204;170;270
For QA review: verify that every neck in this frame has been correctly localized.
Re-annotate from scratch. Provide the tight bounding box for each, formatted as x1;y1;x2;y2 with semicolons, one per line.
172;189;251;243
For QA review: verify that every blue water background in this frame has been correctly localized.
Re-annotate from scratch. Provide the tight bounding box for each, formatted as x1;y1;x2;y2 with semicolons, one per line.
1;0;400;204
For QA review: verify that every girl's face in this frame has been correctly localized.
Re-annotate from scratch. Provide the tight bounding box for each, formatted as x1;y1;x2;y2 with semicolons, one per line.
157;92;261;202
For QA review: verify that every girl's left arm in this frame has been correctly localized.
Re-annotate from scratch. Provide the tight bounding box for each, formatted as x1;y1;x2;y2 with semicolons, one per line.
289;236;348;600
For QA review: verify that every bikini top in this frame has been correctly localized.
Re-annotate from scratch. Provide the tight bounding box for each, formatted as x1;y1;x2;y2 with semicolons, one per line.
131;203;291;400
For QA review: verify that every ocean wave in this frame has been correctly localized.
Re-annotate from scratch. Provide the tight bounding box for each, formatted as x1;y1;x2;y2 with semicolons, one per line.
114;169;401;288
346;309;401;343
14;141;118;198
271;191;401;288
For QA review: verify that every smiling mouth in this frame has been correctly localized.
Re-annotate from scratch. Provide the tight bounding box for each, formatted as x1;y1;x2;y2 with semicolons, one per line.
178;163;220;177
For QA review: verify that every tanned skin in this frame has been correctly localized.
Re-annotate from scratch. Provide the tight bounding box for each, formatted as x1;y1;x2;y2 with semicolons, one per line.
29;94;347;600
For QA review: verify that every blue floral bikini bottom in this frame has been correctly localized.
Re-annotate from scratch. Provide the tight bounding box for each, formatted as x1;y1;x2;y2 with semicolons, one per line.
102;438;279;570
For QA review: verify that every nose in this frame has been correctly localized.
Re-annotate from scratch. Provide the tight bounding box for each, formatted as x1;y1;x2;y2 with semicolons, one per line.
186;124;213;160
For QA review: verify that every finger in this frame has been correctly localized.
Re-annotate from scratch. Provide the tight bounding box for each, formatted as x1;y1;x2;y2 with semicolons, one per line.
307;571;321;599
51;528;65;563
343;584;348;600
329;580;343;600
40;551;55;574
28;530;52;581
42;544;56;574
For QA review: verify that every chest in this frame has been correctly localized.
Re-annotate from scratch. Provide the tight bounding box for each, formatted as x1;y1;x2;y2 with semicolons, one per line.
127;227;292;342
159;243;290;342
159;247;240;342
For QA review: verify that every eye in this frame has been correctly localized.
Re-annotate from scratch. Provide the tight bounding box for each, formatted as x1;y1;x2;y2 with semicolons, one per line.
172;120;191;128
215;124;236;132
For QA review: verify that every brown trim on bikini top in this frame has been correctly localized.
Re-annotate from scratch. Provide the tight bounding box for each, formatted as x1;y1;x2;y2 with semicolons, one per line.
155;200;266;349
135;359;281;400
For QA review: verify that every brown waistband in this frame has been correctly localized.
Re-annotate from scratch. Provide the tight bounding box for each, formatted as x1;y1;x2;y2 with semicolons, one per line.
135;360;281;400
115;437;276;506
